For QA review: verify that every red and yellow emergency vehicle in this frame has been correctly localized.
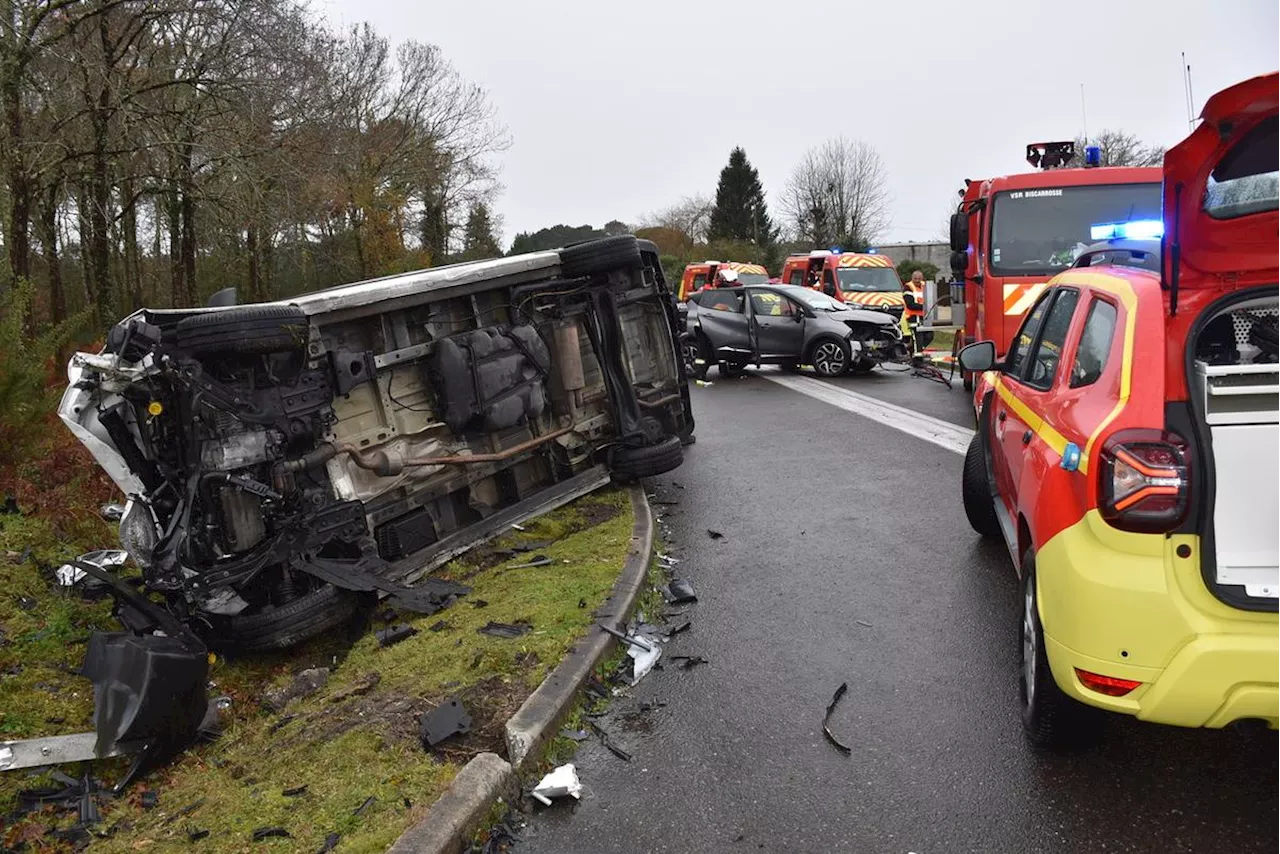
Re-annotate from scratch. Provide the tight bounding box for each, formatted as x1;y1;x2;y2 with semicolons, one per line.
778;251;907;322
949;144;1162;388
958;72;1278;747
676;261;768;301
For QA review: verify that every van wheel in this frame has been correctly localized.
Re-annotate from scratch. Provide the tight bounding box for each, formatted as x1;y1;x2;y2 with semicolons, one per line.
1020;552;1102;749
175;305;308;356
204;583;362;652
962;435;1001;540
610;436;683;482
810;338;850;376
559;236;642;278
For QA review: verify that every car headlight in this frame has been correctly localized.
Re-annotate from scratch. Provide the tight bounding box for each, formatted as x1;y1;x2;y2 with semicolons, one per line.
119;497;160;570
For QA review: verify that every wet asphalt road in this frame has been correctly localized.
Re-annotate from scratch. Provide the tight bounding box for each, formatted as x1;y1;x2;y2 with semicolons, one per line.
517;368;1278;854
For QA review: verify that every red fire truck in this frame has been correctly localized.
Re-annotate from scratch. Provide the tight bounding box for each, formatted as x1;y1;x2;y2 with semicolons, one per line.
949;142;1161;389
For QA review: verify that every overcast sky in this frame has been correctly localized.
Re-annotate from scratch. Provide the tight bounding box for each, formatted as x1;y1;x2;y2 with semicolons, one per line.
320;0;1277;248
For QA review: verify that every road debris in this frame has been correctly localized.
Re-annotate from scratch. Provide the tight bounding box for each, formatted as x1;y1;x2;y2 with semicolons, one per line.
588;721;632;762
661;578;698;604
162;797;205;825
471;599;490;609
141;790;158;809
375;624;418;648
507;556;553;569
667;621;692;637
99;503;126;522
560;728;591;742
318;832;341;852
353;796;376;817
428;620;449;632
55;549;127;589
282;786;308;798
478;621;532;639
188;828;210;841
328;671;380;703
856;620;873;628
420;698;472;748
530;763;582;806
671;655;708;670
252;826;290;841
263;668;330;713
822;682;853;756
707;529;724;540
268;714;297;734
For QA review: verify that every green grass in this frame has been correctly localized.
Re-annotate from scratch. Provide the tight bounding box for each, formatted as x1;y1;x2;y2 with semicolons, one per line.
1;489;635;853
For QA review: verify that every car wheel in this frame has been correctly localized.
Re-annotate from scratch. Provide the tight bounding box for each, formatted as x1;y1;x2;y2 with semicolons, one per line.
175;305;309;356
718;361;746;378
810;338;850;376
962;434;1001;539
558;235;642;278
204;583;362;652
1020;552;1102;749
610;435;684;482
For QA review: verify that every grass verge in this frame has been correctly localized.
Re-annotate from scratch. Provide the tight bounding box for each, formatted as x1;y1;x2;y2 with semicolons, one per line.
1;488;635;853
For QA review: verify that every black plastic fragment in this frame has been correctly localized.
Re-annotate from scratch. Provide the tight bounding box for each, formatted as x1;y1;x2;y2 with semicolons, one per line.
141;790;158;810
16;594;37;611
706;528;724;539
421;697;473;747
478;621;532;639
671;655;708;670
376;624;418;648
283;786;308;798
577;598;587;609
252;826;291;841
588;721;632;762
189;828;210;842
164;798;206;826
822;682;853;755
428;620;449;632
667;621;691;636
662;578;697;605
353;796;376;817
471;599;489;609
318;832;341;853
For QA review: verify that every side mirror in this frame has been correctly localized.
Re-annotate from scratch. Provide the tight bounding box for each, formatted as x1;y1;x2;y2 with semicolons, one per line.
958;341;998;373
949;212;969;252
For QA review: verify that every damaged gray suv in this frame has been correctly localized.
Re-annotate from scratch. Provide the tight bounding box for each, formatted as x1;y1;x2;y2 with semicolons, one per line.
59;236;693;651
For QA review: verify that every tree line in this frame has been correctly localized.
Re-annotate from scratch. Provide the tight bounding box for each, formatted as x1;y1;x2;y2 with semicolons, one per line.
0;0;508;331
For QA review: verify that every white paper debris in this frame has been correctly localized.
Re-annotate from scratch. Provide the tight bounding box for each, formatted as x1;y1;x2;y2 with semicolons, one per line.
531;763;582;806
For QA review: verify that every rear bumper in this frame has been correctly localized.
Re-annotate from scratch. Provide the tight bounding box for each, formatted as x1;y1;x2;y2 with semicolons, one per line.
1038;511;1278;728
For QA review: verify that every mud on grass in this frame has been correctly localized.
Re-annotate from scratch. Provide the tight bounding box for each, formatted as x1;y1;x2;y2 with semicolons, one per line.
1;488;634;853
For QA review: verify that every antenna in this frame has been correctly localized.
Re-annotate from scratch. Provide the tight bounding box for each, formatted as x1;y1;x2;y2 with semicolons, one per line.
1187;61;1197;129
1182;52;1195;131
1080;83;1088;143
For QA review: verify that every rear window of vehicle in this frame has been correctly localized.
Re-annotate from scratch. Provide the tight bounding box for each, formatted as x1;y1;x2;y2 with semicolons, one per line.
1204;115;1278;220
704;291;745;313
1025;289;1080;389
1070;298;1118;388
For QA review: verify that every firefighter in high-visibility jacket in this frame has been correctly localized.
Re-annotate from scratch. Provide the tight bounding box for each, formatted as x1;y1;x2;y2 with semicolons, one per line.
901;270;926;351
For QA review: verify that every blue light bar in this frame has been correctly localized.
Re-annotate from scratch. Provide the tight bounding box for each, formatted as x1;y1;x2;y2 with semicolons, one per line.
866;248;877;254
1084;145;1102;167
1090;219;1164;241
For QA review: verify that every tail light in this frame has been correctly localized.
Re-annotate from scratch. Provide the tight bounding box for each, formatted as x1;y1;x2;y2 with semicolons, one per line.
1098;429;1191;533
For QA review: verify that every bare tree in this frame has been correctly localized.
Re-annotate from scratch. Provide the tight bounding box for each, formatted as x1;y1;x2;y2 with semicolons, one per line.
780;137;890;248
639;193;713;244
1075;130;1165;168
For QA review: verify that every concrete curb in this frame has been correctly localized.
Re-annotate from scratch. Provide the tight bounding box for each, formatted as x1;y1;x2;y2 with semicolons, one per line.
386;752;516;854
385;485;655;853
505;484;654;770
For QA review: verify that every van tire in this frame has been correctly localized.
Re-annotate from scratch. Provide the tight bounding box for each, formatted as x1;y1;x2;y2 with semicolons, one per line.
1021;553;1103;749
610;436;683;482
205;583;362;652
559;236;642;278
176;305;308;356
962;434;1002;540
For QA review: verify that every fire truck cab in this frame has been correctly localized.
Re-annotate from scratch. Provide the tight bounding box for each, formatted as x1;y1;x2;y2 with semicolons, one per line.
676;261;769;301
949;142;1161;388
778;251;906;323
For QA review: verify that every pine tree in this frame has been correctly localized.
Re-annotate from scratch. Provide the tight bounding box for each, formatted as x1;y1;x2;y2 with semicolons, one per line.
707;147;776;245
461;202;501;261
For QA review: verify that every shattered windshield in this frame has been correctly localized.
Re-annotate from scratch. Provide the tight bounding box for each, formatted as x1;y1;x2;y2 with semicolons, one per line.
836;267;900;292
989;183;1162;276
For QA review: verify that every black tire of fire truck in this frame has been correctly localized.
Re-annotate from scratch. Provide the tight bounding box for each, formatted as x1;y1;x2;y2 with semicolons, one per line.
559;235;643;278
718;361;747;378
609;435;684;483
962;434;1002;540
203;583;363;652
1020;552;1103;749
175;305;309;357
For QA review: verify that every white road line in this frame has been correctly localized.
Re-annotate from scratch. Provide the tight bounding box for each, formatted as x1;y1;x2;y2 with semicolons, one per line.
763;374;974;456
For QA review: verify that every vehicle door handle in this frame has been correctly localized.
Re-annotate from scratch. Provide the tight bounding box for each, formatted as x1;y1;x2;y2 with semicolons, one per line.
1022;430;1032;445
997;410;1007;423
